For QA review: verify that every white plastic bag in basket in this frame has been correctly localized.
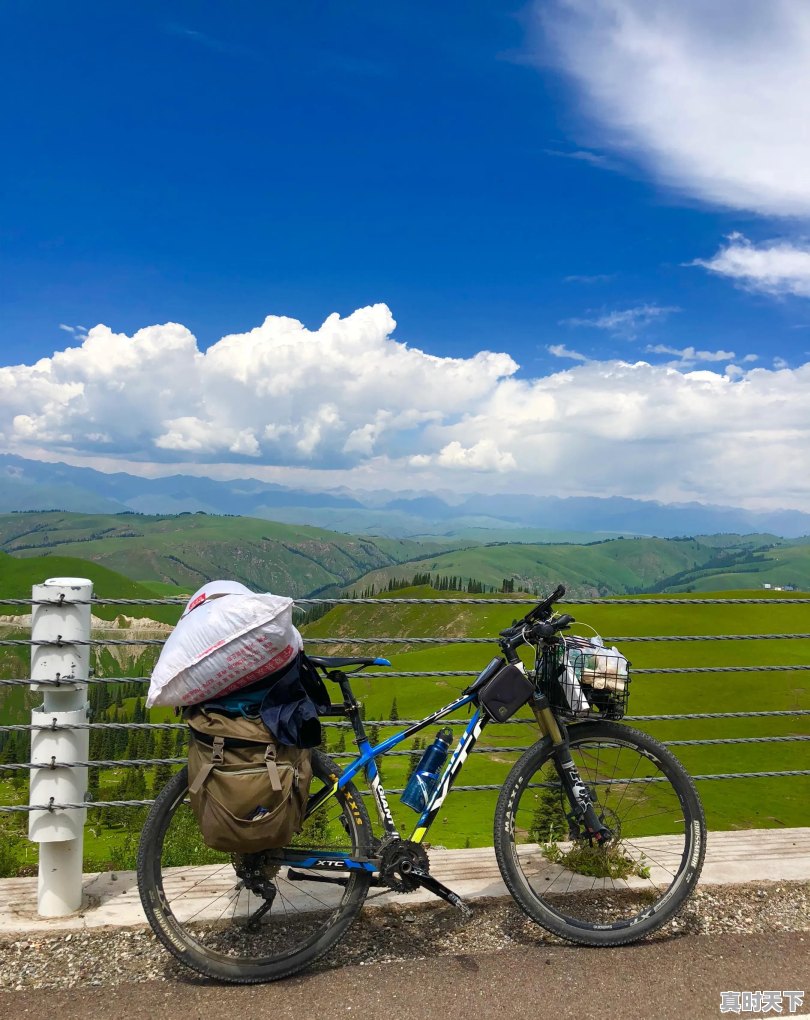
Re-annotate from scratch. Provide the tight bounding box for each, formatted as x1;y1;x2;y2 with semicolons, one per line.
146;581;303;708
572;641;628;692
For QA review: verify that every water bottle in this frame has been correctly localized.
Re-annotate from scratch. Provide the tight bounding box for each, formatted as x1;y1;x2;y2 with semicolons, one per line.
401;727;454;812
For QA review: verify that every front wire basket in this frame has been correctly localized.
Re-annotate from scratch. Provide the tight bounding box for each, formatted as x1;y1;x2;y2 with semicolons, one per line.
535;635;630;720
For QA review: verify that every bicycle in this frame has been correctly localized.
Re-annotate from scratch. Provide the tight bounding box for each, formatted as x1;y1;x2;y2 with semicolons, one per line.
137;585;707;983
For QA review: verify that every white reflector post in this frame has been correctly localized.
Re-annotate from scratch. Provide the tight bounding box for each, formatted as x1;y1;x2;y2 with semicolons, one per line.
29;577;92;917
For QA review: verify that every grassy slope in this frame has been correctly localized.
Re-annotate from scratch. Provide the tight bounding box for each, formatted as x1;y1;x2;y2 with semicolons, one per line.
0;511;472;598
342;536;810;596
2;544;808;853
303;587;810;840
0;550;184;624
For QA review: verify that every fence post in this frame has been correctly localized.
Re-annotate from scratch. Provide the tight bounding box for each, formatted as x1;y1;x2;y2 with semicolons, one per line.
28;577;92;917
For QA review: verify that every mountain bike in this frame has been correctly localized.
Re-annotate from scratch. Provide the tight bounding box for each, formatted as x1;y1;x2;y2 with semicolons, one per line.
137;585;706;983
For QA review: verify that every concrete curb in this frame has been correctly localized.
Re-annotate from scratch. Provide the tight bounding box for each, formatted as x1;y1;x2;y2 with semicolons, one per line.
1;827;808;934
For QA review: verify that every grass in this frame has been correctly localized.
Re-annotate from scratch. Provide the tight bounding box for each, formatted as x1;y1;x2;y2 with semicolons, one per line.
1;580;807;871
303;587;810;841
540;841;652;881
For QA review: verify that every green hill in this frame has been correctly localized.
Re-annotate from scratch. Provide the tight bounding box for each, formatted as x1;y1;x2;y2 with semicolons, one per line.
340;535;810;596
0;551;186;624
0;511;471;598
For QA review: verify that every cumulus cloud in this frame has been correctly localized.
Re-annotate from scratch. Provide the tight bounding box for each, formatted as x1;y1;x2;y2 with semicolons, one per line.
534;0;810;216
0;306;517;471
3;304;810;509
693;234;810;298
563;304;678;338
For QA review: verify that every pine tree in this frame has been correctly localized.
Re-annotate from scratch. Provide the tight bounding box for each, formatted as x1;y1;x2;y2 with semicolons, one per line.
152;730;173;794
407;738;423;779
528;769;568;844
389;697;399;722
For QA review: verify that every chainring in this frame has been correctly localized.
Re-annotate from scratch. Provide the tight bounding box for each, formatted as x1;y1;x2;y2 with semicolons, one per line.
379;839;430;892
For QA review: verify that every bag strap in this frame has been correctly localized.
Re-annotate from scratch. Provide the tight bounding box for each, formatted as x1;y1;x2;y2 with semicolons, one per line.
264;744;282;791
189;735;225;795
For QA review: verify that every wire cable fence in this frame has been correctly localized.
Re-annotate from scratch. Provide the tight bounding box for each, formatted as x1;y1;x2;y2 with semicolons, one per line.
1;593;808;824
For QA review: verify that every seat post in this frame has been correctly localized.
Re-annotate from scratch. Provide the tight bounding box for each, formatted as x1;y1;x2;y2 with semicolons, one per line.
330;671;368;744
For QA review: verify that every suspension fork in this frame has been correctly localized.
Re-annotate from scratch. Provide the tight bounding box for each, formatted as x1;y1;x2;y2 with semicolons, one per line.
531;695;612;844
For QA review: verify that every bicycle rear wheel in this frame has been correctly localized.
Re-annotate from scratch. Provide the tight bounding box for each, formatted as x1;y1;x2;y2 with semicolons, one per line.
137;750;372;983
494;720;706;945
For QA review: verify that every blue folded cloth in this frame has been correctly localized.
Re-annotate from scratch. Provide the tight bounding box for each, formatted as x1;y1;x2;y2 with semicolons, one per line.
202;652;330;749
259;652;331;748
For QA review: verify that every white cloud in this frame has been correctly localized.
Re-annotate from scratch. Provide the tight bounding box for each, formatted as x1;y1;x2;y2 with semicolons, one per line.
4;304;810;510
563;304;678;338
0;305;517;470
645;344;735;363
548;344;588;361
534;0;810;216
693;234;810;298
433;440;517;473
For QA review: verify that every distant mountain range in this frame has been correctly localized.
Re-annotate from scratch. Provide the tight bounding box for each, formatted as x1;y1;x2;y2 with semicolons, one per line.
2;452;810;539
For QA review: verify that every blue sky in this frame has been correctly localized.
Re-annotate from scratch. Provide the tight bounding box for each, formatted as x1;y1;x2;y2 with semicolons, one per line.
2;1;810;509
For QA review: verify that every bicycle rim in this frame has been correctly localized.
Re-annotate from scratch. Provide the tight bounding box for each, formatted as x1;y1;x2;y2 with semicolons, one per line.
137;751;372;983
495;722;705;943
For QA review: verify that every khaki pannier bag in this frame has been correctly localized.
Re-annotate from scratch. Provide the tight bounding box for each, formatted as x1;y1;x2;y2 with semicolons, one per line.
185;705;313;853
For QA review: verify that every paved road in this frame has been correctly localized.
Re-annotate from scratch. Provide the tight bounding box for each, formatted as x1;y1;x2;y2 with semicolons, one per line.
1;931;807;1020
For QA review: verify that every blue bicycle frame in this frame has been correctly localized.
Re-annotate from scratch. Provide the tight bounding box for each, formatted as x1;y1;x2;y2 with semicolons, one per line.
277;675;494;874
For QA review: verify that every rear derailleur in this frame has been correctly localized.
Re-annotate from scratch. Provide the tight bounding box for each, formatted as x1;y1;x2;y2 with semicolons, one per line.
233;852;279;930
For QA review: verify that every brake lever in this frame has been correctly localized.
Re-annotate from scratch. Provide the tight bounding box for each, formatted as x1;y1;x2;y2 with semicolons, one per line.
527;614;575;643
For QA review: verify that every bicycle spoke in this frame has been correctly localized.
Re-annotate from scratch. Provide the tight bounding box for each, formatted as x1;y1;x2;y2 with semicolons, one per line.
497;724;705;939
138;755;372;981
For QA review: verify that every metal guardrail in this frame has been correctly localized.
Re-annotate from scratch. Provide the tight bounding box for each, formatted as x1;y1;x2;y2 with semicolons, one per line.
0;578;808;916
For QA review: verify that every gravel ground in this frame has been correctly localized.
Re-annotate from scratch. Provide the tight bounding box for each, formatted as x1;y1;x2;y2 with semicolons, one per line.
0;882;806;992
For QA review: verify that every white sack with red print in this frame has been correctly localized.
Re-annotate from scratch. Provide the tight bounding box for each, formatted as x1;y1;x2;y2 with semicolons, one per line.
146;581;302;707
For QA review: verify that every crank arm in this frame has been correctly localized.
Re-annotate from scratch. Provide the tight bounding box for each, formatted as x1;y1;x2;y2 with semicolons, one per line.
406;867;473;917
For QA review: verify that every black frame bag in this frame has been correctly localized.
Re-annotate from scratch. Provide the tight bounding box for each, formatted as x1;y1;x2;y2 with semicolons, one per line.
477;663;534;721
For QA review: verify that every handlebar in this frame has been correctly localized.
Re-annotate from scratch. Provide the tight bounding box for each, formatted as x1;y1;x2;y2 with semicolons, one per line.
498;585;574;661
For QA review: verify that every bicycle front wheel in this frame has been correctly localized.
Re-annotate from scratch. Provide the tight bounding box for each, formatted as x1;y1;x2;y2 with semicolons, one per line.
494;720;706;946
137;750;372;983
